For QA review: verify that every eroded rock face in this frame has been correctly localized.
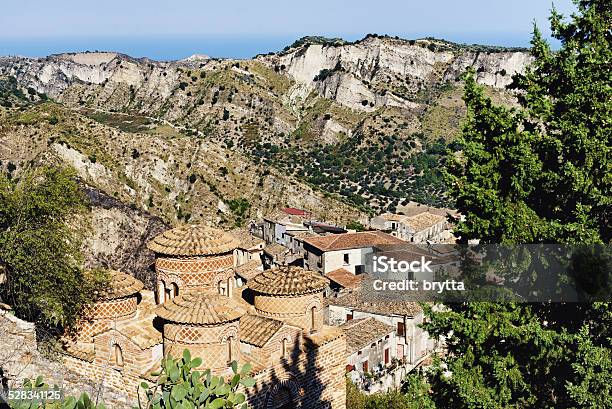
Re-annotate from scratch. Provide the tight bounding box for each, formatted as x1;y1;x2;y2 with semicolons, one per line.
83;186;168;289
261;37;532;111
0;36;531;116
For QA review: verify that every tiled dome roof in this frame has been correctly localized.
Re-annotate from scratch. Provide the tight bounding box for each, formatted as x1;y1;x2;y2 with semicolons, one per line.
249;266;329;296
94;270;144;300
147;225;240;256
156;293;247;325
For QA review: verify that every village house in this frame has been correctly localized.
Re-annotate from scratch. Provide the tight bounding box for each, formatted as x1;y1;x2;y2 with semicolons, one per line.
326;290;434;368
324;267;366;295
262;213;310;247
285;230;319;257
262;243;292;268
60;225;347;409
370;202;460;244
302;231;406;275
231;227;265;267
340;318;405;393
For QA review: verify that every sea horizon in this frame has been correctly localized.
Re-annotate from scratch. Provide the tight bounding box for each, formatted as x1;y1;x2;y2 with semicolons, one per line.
0;31;556;61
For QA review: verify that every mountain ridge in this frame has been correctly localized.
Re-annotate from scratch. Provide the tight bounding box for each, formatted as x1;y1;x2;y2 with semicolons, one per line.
0;35;531;215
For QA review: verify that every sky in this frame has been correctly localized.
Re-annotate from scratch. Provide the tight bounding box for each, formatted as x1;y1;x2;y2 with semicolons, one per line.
0;0;577;60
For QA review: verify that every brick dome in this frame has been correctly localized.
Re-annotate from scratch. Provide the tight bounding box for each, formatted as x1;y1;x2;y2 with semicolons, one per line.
147;225;240;256
249;266;329;296
94;270;144;301
155;292;247;325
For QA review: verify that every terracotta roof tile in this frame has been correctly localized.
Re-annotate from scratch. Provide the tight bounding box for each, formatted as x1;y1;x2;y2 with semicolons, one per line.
156;293;247;325
147;225;240;256
239;314;284;347
63;343;95;362
230;228;265;249
92;269;143;301
325;268;365;289
263;243;288;257
327;289;422;317
235;259;263;281
402;212;447;232
115;291;162;349
249;266;329;296
304;231;405;252
340;317;394;354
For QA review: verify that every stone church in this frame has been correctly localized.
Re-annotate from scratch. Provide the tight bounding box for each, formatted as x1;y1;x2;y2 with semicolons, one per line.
62;225;347;409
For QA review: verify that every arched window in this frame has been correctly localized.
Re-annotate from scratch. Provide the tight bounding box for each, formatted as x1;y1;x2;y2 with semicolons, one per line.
114;344;124;367
157;281;165;304
227;336;234;363
310;306;317;333
171;283;179;298
226;277;233;297
281;338;287;359
218;281;226;296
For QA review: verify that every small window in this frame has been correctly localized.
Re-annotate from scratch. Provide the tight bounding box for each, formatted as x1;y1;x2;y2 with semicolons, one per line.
363;360;369;372
114;344;124;367
343;253;349;264
397;322;405;337
310;306;317;332
281;338;287;358
346;312;353;321
227;336;234;363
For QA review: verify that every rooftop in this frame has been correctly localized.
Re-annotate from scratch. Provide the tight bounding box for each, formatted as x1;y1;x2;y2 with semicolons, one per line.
92;269;143;301
263;243;288;257
282;207;310;216
402;212;447;232
115;291;162;349
230;228;265;250
235;259;264;281
249;266;329;296
239;314;284;347
147;225;240;256
327;290;422;317
156;292;247;325
304;231;405;252
325;268;365;290
340;318;395;354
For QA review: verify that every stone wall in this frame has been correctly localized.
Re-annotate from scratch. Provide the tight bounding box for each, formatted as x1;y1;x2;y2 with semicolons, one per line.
0;310;134;409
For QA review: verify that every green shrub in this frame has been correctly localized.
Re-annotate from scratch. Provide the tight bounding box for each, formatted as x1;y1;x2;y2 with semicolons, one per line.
139;350;255;409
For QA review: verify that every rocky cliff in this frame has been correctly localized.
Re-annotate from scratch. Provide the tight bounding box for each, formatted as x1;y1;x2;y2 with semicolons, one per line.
0;35;532;217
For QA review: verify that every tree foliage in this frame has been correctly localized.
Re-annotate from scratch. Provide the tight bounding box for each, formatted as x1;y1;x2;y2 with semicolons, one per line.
446;0;610;244
0;166;105;330
428;1;611;407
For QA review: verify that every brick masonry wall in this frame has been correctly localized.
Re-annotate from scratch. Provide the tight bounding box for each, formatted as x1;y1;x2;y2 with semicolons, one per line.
0;311;135;409
254;293;324;332
156;254;234;297
163;322;240;371
244;334;347;409
75;297;138;343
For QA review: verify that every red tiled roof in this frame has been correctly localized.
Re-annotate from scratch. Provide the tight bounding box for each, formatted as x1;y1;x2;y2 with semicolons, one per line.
325;268;365;289
304;231;405;252
283;207;309;216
